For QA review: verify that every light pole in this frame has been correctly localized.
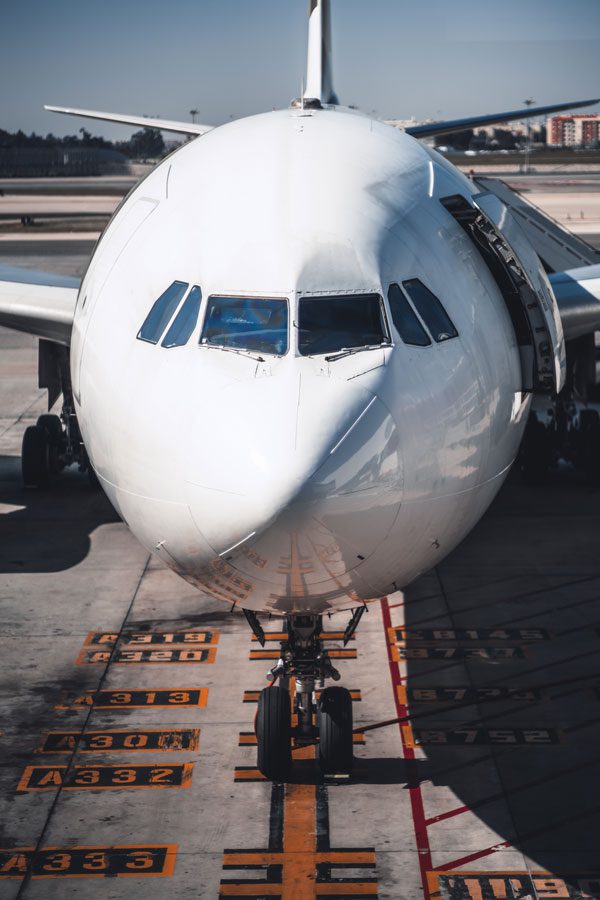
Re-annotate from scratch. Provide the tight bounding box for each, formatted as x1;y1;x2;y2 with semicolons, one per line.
189;109;199;124
523;98;535;174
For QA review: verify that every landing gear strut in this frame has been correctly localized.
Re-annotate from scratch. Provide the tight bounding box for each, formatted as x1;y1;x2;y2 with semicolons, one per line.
253;613;356;780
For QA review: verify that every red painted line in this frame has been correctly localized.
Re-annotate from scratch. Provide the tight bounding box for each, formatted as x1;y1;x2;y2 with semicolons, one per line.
381;597;433;900
433;841;511;872
424;805;469;826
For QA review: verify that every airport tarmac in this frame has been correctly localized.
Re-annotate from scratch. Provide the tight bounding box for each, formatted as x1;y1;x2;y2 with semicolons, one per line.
1;222;600;899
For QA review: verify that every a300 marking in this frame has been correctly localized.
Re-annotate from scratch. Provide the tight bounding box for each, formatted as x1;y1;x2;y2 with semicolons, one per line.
18;763;194;791
403;727;559;747
54;688;208;709
84;630;219;647
76;648;217;665
37;729;200;754
392;646;524;661
0;845;177;879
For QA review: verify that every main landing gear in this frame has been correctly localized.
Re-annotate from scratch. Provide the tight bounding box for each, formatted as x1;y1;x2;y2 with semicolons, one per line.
21;407;95;488
247;609;364;781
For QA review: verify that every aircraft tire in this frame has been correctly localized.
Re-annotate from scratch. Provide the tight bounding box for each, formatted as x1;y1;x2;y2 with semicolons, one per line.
22;424;51;488
36;414;64;474
256;686;291;781
318;686;353;775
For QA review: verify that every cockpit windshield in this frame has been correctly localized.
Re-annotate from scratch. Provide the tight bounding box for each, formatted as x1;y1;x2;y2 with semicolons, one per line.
200;296;288;355
298;294;390;356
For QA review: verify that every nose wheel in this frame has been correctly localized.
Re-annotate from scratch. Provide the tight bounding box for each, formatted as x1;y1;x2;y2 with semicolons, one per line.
250;610;363;780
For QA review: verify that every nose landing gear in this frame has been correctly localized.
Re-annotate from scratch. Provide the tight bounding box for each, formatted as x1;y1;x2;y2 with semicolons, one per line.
251;611;363;781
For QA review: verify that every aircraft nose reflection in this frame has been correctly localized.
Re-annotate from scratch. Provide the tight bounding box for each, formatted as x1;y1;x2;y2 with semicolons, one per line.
185;368;398;559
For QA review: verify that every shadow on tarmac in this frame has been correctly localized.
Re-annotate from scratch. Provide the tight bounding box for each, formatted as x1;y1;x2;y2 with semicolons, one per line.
400;469;600;887
0;454;118;574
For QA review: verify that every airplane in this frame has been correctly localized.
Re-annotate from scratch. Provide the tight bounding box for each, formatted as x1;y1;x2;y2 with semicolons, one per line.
1;0;600;781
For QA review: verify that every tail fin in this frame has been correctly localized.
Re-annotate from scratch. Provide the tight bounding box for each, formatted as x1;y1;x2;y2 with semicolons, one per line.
304;0;338;105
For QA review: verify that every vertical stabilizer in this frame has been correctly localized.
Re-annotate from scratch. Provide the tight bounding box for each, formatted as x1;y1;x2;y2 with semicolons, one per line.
304;0;338;105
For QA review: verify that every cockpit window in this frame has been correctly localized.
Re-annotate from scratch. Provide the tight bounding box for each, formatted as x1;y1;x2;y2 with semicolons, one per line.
402;279;458;342
200;296;288;355
298;294;390;356
387;284;431;346
162;286;202;348
137;280;189;344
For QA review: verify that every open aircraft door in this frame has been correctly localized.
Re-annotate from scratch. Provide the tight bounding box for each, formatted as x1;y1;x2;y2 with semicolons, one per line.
442;192;566;394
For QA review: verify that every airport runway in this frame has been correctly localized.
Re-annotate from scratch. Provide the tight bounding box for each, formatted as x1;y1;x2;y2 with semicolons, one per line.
1;221;600;899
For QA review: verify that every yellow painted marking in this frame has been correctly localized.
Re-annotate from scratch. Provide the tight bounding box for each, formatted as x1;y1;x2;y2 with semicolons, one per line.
396;684;407;705
401;725;415;749
0;845;177;879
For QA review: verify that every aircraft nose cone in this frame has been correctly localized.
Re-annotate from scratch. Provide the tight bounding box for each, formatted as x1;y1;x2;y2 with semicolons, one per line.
185;368;377;554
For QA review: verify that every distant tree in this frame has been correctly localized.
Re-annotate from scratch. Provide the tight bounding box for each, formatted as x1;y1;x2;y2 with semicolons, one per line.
122;128;165;160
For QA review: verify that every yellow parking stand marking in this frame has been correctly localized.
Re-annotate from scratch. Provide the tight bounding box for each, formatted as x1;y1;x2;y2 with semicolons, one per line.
36;729;200;754
401;725;415;749
83;630;219;647
390;645;524;661
0;845;177;879
54;688;208;709
396;684;407;705
17;763;194;791
250;631;351;642
76;647;217;665
238;731;365;747
243;689;362;703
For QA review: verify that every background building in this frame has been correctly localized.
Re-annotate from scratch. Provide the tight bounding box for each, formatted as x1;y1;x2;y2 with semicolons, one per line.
547;114;600;147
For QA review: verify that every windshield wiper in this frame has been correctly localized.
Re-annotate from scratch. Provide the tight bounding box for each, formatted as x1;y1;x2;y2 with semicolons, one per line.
199;342;265;362
325;343;388;362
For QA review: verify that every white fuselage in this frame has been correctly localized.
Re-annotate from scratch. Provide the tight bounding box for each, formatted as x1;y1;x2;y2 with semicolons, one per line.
70;107;532;614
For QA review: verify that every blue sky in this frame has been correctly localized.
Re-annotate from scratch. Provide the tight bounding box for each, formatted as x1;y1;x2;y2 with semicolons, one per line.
2;0;599;139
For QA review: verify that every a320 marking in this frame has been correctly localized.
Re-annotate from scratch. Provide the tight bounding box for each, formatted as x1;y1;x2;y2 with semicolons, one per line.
37;729;200;754
0;845;177;879
18;764;194;791
76;648;217;665
54;688;208;709
84;630;219;647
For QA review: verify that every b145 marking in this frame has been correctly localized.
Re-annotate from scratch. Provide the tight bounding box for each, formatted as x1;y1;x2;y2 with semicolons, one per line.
0;845;176;879
18;763;194;791
37;729;200;754
54;688;208;709
389;627;549;643
76;648;217;665
84;630;219;647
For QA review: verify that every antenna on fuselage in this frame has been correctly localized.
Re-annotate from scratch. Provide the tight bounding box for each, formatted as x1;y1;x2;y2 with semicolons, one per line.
303;0;338;106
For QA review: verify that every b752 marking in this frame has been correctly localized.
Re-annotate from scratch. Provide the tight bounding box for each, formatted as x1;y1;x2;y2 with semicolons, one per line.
392;646;524;661
18;764;194;791
0;845;177;879
403;727;559;747
407;686;541;703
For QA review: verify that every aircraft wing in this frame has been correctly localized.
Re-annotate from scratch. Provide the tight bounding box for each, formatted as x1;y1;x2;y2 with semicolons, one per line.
45;105;212;136
549;265;600;341
0;266;79;346
402;97;600;139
